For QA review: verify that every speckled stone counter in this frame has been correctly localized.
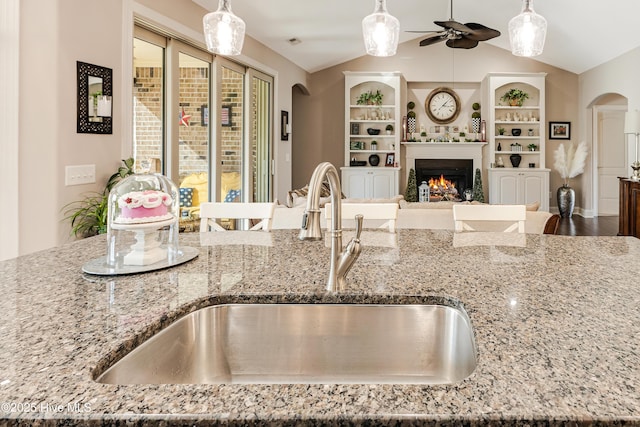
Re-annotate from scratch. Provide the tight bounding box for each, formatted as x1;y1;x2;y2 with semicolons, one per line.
0;230;638;426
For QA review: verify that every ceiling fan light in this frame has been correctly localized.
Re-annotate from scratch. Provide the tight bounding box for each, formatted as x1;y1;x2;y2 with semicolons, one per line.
362;0;400;57
203;0;245;56
508;0;547;57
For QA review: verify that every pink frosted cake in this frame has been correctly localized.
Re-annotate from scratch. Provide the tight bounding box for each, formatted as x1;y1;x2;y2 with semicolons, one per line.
116;190;173;224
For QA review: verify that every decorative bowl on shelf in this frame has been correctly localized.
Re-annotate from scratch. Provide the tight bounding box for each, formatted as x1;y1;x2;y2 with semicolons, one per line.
511;128;522;136
367;128;380;135
368;154;380;166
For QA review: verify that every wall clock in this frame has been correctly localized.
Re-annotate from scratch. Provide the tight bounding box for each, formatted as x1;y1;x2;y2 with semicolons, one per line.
425;87;461;125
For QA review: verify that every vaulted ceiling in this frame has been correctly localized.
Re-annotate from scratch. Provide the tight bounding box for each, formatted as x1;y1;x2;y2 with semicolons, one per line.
193;0;640;74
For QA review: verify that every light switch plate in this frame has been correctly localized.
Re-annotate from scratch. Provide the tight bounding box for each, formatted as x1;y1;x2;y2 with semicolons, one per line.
65;164;96;186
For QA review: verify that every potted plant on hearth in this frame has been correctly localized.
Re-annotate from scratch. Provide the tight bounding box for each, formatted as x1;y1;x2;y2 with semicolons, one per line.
407;101;417;136
500;88;529;107
554;141;588;218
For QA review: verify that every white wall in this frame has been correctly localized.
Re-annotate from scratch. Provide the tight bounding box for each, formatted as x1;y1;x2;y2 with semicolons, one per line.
578;47;640;215
0;0;20;261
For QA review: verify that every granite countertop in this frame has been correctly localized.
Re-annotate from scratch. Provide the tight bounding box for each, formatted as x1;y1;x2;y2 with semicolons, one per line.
0;230;639;426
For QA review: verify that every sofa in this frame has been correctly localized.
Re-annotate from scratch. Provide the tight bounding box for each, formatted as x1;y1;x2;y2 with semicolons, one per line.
272;197;557;234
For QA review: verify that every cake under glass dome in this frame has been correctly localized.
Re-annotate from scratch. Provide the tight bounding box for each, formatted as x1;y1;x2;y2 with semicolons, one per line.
105;173;180;268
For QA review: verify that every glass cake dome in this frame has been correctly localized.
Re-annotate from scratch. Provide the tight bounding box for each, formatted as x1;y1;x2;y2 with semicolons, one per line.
105;173;180;268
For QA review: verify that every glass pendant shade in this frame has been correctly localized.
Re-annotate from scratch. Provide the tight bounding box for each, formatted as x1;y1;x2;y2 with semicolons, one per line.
362;0;400;57
203;0;245;56
508;0;547;57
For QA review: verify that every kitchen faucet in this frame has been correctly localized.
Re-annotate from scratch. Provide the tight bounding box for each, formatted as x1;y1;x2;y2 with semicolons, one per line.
299;162;363;292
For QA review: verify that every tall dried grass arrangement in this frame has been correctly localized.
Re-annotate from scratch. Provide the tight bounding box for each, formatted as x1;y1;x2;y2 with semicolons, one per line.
554;141;588;186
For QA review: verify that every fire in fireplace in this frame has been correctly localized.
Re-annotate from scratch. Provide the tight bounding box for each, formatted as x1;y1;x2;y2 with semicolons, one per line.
415;159;474;202
428;175;459;201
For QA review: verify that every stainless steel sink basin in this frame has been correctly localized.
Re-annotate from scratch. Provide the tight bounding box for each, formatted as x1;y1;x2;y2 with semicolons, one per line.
96;304;477;385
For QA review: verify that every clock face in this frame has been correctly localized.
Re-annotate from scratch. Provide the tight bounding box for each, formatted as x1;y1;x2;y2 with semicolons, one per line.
425;88;461;124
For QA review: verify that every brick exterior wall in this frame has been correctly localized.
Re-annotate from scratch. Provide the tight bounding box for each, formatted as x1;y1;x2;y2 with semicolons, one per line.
220;67;243;175
133;66;244;180
133;67;163;168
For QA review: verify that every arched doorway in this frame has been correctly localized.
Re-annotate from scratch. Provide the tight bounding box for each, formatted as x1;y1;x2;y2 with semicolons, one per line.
291;83;312;190
589;93;628;216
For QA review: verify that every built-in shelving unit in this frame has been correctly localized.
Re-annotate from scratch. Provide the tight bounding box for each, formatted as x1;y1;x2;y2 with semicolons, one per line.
342;71;406;198
481;72;550;211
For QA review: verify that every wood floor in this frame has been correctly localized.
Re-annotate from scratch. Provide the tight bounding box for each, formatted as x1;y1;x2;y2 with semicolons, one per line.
556;215;619;236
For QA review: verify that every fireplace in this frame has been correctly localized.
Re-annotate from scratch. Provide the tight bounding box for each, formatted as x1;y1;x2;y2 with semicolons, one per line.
415;159;474;200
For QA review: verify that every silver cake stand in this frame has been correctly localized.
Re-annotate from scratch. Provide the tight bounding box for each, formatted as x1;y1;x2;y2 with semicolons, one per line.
82;246;199;276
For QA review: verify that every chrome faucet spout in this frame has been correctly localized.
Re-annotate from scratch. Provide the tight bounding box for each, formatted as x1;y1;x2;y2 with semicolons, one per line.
300;162;360;292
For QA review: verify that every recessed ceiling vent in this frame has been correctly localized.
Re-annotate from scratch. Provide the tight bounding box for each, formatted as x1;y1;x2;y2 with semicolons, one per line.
288;38;302;45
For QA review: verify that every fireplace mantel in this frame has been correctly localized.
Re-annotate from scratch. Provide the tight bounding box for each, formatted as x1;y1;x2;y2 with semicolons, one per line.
402;142;487;173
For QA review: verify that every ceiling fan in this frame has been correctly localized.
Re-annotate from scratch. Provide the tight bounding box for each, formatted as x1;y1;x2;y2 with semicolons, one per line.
408;0;501;49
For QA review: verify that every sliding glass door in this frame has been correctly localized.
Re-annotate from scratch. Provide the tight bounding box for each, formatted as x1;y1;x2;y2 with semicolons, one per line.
214;58;245;203
249;70;273;202
132;24;273;211
132;28;165;173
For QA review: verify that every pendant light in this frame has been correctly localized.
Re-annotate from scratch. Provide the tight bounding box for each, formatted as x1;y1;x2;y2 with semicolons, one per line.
508;0;547;57
203;0;245;56
362;0;400;57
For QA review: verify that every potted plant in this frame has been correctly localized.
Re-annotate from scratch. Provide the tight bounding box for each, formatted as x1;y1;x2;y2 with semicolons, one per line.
420;131;427;142
498;127;505;135
528;143;538;151
406;101;417;135
356;89;383;106
63;158;135;237
471;108;481;133
371;90;383;105
356;91;370;105
500;88;529;107
385;124;394;135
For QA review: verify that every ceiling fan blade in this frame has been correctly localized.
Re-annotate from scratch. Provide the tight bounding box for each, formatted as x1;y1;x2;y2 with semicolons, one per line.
419;33;447;47
405;30;441;34
463;23;501;41
446;37;479;49
434;20;472;34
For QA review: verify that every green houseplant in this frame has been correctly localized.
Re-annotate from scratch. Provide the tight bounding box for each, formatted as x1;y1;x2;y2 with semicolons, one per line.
471;102;481;133
406;101;417;137
500;88;529;106
64;158;135;238
356;89;383;106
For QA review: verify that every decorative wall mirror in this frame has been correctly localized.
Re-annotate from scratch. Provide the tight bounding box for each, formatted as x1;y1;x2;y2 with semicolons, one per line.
77;61;113;134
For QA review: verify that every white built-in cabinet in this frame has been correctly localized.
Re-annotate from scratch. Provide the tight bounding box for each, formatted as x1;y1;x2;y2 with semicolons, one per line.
341;168;398;199
482;72;550;211
342;72;406;198
489;169;549;208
